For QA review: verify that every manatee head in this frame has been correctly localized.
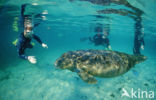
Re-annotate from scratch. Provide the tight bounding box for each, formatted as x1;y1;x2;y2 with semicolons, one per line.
55;53;75;70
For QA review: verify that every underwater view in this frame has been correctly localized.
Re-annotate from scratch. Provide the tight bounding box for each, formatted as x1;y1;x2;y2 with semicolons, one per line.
0;0;156;100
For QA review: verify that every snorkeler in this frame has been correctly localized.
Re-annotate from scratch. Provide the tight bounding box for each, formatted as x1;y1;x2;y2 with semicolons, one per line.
16;4;48;64
89;30;111;50
133;17;145;55
81;25;111;50
91;25;111;50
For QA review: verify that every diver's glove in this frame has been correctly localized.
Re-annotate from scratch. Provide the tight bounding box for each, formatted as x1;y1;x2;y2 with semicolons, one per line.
28;56;37;64
42;43;48;49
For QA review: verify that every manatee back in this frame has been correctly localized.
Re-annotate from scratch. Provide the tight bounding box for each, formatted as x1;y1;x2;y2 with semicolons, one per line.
55;50;136;78
75;50;131;77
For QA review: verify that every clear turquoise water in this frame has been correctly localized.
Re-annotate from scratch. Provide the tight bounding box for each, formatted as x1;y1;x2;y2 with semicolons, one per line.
0;0;156;100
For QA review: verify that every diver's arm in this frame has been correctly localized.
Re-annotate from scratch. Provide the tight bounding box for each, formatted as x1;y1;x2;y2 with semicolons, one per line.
89;37;93;42
92;34;98;42
33;34;42;44
93;34;97;40
33;34;48;48
142;38;145;46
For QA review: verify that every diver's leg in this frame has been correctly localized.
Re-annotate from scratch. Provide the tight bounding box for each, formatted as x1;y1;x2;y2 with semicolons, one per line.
133;47;137;54
133;47;140;55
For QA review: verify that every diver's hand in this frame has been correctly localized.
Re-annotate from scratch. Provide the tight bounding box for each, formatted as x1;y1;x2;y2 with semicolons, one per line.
102;36;106;39
28;56;37;64
141;45;144;50
42;43;48;48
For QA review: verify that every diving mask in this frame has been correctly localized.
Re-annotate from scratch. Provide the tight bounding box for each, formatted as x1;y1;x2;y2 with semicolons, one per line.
24;26;34;38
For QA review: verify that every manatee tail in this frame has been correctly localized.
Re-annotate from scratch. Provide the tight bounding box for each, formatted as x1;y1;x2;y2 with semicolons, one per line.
133;55;147;64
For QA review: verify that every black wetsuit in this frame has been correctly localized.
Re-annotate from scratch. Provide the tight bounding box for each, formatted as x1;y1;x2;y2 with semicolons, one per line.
17;33;42;59
133;18;145;55
90;34;110;47
133;36;144;55
17;4;43;60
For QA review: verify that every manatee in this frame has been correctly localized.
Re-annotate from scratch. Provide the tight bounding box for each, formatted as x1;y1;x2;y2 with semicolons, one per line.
55;50;147;84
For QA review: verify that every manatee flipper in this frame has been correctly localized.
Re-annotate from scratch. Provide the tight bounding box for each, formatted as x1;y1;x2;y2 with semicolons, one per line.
77;70;97;84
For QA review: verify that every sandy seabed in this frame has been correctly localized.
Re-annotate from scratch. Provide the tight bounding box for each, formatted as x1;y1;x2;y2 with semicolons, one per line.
0;51;155;100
